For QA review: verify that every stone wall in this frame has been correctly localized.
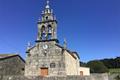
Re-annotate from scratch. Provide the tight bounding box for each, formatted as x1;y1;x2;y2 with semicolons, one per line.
90;73;109;80
0;56;25;75
1;74;119;80
64;50;79;75
0;76;85;80
108;74;120;80
0;73;119;80
25;41;66;76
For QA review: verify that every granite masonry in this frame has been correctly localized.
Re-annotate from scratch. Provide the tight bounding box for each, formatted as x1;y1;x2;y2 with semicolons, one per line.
0;74;120;80
0;54;25;76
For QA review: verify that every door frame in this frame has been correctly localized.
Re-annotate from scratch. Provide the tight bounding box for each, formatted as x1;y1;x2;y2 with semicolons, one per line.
40;67;48;77
80;71;84;76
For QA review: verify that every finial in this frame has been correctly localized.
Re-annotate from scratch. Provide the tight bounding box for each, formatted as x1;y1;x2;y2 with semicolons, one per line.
63;38;67;49
47;0;49;5
27;42;32;50
46;0;50;8
38;18;41;22
41;11;44;14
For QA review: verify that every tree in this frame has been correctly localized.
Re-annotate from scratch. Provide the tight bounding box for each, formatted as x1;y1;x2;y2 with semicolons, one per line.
80;61;87;67
101;59;113;68
101;57;120;69
115;57;120;68
86;60;109;73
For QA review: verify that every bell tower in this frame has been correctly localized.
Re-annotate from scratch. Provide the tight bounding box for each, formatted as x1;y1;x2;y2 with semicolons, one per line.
36;0;58;42
25;0;66;77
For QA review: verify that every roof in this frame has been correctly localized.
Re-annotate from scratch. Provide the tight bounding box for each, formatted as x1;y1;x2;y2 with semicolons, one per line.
55;44;80;59
0;54;17;59
0;54;25;63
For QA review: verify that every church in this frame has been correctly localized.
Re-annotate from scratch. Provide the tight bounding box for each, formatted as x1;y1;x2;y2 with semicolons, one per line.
25;0;90;77
0;0;90;77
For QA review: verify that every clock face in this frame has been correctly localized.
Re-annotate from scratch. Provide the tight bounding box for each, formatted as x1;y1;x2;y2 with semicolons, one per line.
43;44;48;49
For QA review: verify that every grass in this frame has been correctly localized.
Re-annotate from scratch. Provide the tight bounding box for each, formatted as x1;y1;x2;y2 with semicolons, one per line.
109;68;120;74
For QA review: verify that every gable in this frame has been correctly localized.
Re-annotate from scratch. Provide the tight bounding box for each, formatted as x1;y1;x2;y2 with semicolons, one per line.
55;44;80;59
0;54;25;63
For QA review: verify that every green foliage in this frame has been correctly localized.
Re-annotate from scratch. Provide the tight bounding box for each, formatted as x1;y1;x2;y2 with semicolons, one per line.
109;68;120;74
86;60;109;73
80;62;87;67
80;56;120;73
101;57;120;69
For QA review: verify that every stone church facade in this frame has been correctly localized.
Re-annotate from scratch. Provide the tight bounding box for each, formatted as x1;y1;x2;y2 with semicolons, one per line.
25;0;90;77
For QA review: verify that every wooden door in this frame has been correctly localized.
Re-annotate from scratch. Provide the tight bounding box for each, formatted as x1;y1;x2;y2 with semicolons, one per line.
40;68;48;77
80;71;83;76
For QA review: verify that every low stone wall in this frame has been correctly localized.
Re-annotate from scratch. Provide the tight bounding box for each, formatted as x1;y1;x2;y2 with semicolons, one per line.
0;74;119;80
90;73;109;80
1;76;85;80
108;74;120;80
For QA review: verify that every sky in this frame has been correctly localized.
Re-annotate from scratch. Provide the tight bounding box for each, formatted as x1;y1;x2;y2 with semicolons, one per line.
0;0;120;62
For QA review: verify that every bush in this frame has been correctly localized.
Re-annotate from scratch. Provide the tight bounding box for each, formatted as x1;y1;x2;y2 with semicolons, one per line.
86;60;109;73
